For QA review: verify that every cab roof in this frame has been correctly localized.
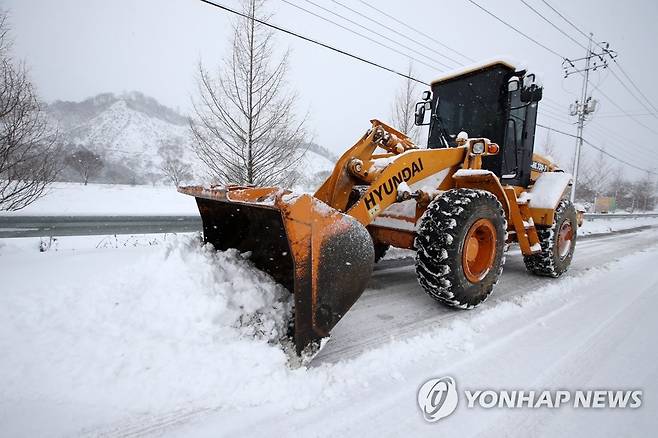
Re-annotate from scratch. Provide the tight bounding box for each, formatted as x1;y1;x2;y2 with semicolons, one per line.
430;58;518;85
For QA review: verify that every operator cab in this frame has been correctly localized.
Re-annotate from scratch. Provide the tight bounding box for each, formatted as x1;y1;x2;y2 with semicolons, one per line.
414;60;543;188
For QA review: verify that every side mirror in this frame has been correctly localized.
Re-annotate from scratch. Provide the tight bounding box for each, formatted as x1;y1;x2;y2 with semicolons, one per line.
421;90;431;101
521;85;543;103
520;73;543;103
414;101;431;126
508;78;520;92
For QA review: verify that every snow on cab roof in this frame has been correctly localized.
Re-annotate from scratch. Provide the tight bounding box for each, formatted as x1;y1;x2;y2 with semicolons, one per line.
430;57;520;85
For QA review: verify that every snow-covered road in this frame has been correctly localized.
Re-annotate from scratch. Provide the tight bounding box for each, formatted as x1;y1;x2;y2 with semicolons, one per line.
314;228;658;363
1;227;657;437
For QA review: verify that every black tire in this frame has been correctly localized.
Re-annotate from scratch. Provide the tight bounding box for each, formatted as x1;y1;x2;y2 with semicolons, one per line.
523;199;577;277
415;189;507;308
374;242;390;263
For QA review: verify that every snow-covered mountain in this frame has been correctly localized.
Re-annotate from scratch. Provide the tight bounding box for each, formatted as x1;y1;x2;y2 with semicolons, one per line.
47;92;193;183
48;92;336;187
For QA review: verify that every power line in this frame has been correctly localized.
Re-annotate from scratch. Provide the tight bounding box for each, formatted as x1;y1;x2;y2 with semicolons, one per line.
587;119;653;152
520;0;648;134
585;123;658;168
322;0;656;150
345;0;597;129
540;0;658;120
587;120;658;163
570;53;658;138
582;138;657;174
539;0;599;46
198;0;429;85
518;0;588;51
310;0;657;174
301;0;580;124
539;112;574;127
542;98;571;114
288;0;585;134
536;123;578;139
329;0;463;67
291;0;455;70
200;0;656;176
537;123;658;174
279;0;448;73
356;0;475;64
539;115;574;129
540;106;573;122
332;0;658;144
465;0;566;59
610;61;658;117
595;112;656;119
590;81;658;136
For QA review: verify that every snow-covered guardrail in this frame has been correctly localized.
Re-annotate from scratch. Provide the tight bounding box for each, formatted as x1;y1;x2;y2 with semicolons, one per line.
1;213;657;238
584;213;658;220
0;215;202;238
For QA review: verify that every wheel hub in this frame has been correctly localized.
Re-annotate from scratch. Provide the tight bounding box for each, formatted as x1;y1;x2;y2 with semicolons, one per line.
557;220;574;260
462;218;496;283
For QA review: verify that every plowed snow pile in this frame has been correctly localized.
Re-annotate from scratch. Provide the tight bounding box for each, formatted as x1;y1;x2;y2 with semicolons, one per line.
0;236;293;413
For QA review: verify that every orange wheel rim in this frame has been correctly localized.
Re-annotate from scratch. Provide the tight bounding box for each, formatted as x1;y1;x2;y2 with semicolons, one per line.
557;220;573;260
462;218;496;283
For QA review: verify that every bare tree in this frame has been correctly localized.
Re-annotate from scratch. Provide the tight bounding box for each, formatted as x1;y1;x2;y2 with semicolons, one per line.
190;0;305;186
158;137;193;186
143;171;161;187
575;149;612;204
632;171;657;211
574;149;594;203
161;157;192;186
591;150;611;199
64;147;103;185
609;165;625;202
0;11;60;211
390;63;420;143
540;130;557;161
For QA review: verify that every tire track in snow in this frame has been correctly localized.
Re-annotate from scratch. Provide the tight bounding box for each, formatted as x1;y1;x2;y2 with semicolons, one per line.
313;227;658;364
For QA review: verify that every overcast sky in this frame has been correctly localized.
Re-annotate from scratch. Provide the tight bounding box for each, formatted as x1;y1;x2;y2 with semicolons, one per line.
6;0;658;178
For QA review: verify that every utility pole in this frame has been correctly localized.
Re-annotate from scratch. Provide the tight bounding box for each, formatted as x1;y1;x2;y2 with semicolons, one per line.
563;34;616;202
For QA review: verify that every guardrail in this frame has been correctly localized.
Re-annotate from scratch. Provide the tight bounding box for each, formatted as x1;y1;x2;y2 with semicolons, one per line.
584;213;658;219
0;215;202;238
1;212;657;238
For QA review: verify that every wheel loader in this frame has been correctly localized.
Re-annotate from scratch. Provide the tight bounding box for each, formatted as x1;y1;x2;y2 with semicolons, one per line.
179;60;578;355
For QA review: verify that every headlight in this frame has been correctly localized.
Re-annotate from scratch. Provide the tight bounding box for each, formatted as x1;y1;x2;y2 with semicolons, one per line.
472;141;485;154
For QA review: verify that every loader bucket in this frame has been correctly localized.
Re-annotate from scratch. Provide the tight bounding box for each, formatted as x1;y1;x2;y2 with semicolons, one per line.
178;186;375;354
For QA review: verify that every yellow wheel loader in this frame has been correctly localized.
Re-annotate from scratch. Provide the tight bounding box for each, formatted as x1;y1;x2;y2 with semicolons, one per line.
180;60;577;354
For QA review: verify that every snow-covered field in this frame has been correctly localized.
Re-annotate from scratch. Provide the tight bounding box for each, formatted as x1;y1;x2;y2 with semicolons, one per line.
0;183;199;216
1;225;658;437
0;177;330;217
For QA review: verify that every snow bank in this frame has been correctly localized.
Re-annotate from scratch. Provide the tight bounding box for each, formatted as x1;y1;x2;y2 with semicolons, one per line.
2;234;426;435
0;232;192;254
0;182;198;216
0;236;293;418
579;215;658;236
